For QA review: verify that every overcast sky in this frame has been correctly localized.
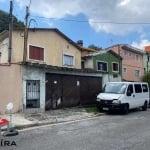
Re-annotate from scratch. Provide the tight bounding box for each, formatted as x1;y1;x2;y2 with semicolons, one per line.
1;0;150;49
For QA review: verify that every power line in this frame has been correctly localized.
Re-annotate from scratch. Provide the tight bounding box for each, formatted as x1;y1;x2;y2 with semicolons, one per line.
31;15;150;25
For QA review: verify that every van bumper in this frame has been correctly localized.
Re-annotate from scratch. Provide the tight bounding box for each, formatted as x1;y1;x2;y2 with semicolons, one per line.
97;101;125;111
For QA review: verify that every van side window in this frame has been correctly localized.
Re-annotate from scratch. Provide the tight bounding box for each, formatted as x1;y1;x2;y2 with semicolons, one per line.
142;84;148;92
127;84;133;94
134;84;142;93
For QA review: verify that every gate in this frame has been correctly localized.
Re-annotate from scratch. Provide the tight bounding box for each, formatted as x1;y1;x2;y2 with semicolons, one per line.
26;80;40;108
45;73;102;110
45;74;62;110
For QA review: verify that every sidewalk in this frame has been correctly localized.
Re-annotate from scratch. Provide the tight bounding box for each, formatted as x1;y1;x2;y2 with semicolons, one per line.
0;107;103;130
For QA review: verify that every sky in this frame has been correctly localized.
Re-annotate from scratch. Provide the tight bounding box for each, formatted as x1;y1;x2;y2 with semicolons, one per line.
1;0;150;50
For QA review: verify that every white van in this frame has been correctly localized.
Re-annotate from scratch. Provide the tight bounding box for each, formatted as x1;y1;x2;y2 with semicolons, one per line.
96;82;149;114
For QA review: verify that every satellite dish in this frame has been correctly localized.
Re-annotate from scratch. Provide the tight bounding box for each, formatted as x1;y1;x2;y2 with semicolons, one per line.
6;102;14;111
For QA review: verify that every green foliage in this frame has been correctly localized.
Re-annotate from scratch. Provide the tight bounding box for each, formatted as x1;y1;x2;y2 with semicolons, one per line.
85;106;99;114
142;72;150;86
0;10;24;33
88;44;102;51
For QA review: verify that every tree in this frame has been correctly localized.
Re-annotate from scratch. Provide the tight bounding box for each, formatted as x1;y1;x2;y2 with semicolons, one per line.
142;72;150;86
0;10;24;33
88;44;102;51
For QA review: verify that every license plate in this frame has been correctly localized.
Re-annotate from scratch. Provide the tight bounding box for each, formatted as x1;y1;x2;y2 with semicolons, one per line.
103;107;109;111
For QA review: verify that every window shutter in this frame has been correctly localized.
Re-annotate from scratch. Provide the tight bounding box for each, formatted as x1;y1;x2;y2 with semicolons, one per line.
29;45;44;61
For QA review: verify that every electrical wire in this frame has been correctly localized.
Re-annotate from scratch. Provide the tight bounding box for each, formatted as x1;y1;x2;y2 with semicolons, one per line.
31;15;150;25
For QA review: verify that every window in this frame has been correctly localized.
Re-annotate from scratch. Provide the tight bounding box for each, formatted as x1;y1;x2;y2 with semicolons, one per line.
103;83;127;94
124;50;128;56
123;68;127;73
127;84;133;94
26;80;40;108
97;61;107;72
134;84;142;93
142;84;148;92
63;54;74;66
29;45;44;61
124;50;132;57
135;54;140;62
112;62;119;72
134;70;140;77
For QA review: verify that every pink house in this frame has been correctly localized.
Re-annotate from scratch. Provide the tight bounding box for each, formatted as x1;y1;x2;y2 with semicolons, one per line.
106;44;144;82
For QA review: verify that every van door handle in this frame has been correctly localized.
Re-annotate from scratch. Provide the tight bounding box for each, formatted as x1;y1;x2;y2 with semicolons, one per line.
133;94;135;97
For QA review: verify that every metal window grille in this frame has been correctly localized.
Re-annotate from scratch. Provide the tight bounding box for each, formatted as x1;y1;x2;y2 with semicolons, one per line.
26;80;40;108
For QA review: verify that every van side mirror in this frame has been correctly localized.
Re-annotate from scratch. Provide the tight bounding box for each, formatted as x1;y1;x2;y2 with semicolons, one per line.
127;91;131;96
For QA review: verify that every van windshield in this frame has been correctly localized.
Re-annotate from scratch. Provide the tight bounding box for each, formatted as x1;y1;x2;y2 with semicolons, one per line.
103;83;127;94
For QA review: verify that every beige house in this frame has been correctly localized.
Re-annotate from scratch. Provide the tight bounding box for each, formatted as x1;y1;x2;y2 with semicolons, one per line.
0;28;102;114
0;28;82;114
106;44;144;81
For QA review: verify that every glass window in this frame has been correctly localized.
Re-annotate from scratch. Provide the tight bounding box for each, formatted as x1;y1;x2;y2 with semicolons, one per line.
124;50;132;57
142;84;148;92
112;62;119;72
123;68;127;73
134;70;140;77
124;50;128;56
134;84;142;93
97;61;107;72
63;54;74;66
103;83;127;94
135;54;140;62
127;84;133;94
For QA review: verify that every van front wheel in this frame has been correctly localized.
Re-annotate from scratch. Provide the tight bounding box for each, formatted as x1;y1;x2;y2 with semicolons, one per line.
122;104;129;114
142;101;148;111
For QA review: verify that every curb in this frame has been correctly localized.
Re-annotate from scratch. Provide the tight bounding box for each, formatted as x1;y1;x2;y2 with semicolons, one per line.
14;113;105;130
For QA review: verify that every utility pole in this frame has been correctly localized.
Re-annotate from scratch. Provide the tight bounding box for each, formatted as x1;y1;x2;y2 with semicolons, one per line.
23;6;29;62
8;0;13;63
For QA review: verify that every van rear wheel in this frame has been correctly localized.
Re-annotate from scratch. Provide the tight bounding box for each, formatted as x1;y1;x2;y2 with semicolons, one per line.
142;101;148;111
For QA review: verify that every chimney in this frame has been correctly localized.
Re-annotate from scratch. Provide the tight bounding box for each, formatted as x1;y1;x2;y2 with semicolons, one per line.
77;40;83;46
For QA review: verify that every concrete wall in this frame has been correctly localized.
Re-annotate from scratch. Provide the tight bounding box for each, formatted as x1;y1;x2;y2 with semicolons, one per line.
84;57;93;69
0;64;22;114
23;65;45;112
102;74;122;87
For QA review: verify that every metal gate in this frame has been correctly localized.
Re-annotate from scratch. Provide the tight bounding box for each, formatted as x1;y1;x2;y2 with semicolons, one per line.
26;80;40;108
46;73;102;110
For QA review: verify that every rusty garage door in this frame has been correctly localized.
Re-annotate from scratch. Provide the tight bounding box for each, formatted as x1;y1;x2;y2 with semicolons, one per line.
45;73;102;110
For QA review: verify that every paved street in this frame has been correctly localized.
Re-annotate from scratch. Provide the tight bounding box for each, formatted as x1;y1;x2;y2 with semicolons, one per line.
1;109;150;150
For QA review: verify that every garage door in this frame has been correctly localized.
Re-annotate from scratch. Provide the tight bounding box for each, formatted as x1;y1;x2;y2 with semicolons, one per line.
45;73;102;110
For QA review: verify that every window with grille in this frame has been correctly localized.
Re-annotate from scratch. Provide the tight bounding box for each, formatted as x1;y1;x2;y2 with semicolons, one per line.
26;80;40;108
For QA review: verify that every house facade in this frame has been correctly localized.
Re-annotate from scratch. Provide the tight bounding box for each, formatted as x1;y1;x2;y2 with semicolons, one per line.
106;44;144;82
144;46;150;73
82;50;122;86
0;28;102;114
